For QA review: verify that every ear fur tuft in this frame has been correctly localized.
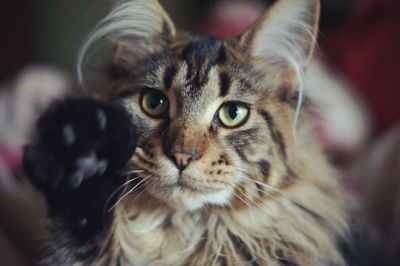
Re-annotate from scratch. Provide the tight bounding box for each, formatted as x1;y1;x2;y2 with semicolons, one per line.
78;0;176;83
240;0;320;135
241;0;320;71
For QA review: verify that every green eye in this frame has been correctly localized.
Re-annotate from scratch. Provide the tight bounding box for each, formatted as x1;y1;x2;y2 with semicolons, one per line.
140;89;169;118
218;102;249;128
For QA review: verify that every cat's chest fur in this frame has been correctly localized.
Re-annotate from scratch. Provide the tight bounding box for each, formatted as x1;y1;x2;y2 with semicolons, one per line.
111;189;323;266
114;200;210;265
113;190;263;265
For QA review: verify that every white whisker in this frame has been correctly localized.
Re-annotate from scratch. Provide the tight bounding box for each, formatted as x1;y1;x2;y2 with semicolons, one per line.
130;186;148;204
238;173;318;215
231;189;252;209
108;175;150;212
227;183;263;210
119;169;145;175
231;164;319;214
104;175;143;215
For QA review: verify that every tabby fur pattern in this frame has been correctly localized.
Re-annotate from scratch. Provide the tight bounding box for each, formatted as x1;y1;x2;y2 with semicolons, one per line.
24;0;350;265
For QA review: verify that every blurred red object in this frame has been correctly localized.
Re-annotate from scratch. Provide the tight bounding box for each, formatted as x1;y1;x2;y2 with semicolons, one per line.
321;0;400;132
200;0;265;38
0;145;20;171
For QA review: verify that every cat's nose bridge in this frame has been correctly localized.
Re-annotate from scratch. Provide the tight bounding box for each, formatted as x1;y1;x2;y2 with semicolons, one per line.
163;122;209;170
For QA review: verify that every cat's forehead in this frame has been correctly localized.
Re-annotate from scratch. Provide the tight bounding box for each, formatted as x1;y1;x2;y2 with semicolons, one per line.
135;36;260;104
169;37;225;103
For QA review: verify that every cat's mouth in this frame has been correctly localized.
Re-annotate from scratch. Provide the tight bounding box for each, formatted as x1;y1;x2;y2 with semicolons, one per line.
160;179;211;193
147;175;222;195
176;179;200;192
137;166;227;203
141;171;232;210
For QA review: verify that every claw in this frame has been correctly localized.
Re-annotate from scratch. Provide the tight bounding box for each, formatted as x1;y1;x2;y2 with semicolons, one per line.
63;124;75;146
76;152;98;178
96;109;107;131
75;152;108;180
69;171;84;188
97;160;108;176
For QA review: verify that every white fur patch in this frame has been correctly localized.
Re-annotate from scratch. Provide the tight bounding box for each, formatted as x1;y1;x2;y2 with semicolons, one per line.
202;188;233;206
169;187;233;211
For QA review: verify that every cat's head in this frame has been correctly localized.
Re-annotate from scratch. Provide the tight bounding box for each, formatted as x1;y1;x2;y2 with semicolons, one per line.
80;0;320;210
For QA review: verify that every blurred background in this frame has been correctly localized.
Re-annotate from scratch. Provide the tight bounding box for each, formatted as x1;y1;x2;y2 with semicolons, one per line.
0;0;356;80
0;0;399;265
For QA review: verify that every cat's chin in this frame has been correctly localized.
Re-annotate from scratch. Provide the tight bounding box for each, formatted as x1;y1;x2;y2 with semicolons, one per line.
147;184;233;211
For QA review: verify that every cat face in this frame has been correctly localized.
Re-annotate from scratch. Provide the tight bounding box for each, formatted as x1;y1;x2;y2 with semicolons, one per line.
80;0;320;210
118;38;285;210
114;36;302;210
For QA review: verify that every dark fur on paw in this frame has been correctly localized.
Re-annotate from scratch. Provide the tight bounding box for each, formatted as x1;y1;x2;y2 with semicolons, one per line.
24;98;137;192
23;98;138;243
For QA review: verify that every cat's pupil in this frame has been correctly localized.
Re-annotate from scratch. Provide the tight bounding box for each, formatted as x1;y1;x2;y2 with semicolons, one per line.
150;93;164;109
228;104;239;120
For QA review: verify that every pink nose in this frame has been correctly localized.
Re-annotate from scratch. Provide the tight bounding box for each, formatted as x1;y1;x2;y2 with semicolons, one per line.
171;152;193;171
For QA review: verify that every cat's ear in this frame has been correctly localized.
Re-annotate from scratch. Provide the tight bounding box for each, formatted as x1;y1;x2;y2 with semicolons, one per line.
240;0;320;90
109;0;176;66
89;0;176;67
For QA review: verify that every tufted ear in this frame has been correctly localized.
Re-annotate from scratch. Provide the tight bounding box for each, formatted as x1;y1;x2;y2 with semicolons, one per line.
109;0;176;66
79;0;176;70
240;0;320;91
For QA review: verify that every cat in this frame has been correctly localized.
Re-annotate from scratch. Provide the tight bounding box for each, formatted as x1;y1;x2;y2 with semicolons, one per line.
24;0;350;265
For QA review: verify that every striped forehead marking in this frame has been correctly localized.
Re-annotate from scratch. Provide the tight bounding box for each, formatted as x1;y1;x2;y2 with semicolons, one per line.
160;37;233;101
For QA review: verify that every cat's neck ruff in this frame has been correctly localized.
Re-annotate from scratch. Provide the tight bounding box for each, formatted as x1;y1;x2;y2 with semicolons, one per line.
114;182;347;265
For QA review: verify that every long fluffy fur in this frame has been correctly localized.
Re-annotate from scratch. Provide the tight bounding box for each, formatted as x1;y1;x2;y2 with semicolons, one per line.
114;189;348;265
35;1;351;265
77;0;175;85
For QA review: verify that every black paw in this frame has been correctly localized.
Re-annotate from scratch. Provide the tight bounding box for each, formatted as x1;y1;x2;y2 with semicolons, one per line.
23;98;139;244
23;98;138;194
